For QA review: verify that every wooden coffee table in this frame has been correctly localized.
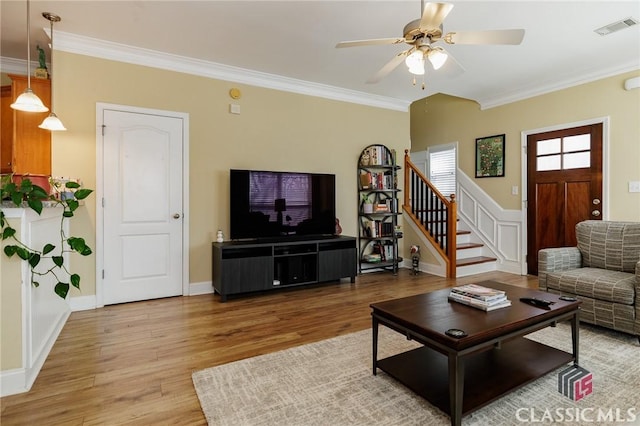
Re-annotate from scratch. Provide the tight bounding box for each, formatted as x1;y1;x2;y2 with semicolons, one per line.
370;281;581;426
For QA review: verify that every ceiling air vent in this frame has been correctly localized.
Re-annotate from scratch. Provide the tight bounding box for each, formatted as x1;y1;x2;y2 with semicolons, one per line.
594;17;639;36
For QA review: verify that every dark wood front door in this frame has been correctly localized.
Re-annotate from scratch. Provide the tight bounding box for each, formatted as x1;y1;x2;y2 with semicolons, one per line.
527;123;603;275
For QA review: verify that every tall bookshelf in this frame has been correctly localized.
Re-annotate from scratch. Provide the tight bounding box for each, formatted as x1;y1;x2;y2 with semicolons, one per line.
357;144;401;274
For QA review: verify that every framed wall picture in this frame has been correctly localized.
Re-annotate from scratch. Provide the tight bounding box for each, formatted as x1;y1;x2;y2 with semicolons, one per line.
475;134;505;178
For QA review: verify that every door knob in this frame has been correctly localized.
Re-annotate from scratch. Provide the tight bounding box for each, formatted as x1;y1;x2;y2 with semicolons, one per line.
592;210;601;217
173;213;181;219
592;199;601;205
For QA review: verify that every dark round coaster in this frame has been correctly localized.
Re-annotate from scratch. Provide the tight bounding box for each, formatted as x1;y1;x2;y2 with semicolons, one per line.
445;328;467;338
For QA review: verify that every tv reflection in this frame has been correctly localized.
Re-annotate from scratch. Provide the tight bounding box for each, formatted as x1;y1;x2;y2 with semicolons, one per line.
240;205;334;238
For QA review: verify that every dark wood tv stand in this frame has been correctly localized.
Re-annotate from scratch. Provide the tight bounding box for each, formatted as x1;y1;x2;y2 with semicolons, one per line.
212;236;357;302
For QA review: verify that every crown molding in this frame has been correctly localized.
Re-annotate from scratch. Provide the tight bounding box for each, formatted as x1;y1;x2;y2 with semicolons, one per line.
5;30;636;112
0;57;41;75
49;30;409;112
478;61;640;110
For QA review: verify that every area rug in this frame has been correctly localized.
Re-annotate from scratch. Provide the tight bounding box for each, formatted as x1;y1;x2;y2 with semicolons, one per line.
193;323;639;425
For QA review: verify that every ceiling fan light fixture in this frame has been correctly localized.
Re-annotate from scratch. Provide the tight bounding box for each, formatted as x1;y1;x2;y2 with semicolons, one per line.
427;48;448;70
405;50;425;75
407;61;425;75
335;1;524;85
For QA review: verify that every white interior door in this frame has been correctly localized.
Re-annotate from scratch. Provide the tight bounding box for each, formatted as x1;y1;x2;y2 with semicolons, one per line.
101;109;184;305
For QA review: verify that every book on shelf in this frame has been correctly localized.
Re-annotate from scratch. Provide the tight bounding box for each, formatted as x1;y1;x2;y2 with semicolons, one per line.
358;170;394;190
379;240;395;261
359;172;372;189
361;239;395;264
362;220;394;238
363;253;382;263
369;146;385;166
450;283;506;302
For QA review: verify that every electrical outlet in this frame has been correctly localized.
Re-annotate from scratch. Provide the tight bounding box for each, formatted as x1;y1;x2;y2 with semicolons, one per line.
629;181;640;193
511;185;519;195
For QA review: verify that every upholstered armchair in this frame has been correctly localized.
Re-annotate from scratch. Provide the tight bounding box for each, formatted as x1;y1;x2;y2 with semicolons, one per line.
538;220;640;342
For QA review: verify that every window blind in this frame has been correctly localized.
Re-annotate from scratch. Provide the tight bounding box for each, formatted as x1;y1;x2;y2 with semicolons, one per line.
429;146;456;198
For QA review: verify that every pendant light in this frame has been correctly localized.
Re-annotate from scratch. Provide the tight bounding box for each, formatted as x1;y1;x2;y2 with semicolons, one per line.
10;0;49;113
39;12;66;131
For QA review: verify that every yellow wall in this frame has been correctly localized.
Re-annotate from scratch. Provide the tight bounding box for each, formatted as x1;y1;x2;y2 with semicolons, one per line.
410;70;640;219
51;51;409;296
1;53;637;372
0;217;23;370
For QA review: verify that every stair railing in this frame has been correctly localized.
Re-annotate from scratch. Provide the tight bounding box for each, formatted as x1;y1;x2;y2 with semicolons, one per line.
403;150;457;277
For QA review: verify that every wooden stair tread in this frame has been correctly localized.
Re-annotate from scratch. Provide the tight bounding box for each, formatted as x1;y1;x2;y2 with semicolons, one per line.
456;256;496;267
456;230;471;235
457;242;483;250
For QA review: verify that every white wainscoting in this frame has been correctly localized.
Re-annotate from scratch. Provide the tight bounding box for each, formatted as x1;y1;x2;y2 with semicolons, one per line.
0;208;71;397
457;170;525;275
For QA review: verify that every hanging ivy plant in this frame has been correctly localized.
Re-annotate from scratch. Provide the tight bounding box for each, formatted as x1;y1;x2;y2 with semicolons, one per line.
0;176;93;299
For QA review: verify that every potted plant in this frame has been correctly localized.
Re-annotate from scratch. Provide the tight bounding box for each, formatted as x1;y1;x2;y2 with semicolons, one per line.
0;175;93;299
361;193;373;214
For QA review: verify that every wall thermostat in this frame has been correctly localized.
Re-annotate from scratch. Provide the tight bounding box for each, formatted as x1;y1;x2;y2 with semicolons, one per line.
229;88;241;99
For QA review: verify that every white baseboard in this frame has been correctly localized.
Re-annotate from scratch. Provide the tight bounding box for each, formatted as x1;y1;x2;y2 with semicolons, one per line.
1;309;70;397
69;295;97;311
67;283;214;311
497;261;524;275
188;281;214;296
401;258;445;277
0;368;28;397
417;261;446;277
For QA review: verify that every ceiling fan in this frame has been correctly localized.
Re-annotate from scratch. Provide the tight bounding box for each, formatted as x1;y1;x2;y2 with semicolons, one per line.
336;1;525;86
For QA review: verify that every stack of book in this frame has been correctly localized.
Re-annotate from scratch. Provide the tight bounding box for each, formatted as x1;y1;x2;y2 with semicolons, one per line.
359;170;395;190
361;146;396;166
363;220;394;238
448;284;511;311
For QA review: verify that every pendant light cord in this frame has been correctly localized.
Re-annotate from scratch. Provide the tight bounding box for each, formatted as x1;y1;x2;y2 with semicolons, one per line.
49;17;53;105
26;0;32;89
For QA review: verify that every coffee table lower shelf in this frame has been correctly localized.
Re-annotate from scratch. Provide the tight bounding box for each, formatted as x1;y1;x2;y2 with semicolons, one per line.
376;336;573;417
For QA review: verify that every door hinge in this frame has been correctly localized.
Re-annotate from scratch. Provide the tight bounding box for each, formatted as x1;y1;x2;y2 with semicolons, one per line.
101;124;106;136
102;270;105;279
102;197;105;207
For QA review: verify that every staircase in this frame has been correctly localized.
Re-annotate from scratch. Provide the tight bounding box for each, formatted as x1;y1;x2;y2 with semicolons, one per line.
403;150;497;277
455;228;497;277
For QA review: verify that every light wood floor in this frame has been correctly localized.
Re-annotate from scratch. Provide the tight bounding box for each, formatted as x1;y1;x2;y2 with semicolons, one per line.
0;270;537;425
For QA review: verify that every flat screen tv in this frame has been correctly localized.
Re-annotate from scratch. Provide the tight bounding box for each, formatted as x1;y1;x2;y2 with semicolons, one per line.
229;169;336;241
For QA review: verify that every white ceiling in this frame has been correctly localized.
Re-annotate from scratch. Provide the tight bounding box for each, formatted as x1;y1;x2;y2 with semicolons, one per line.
1;1;639;110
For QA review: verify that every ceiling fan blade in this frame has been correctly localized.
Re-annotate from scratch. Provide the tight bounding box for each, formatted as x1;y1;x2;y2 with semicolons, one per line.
335;38;405;48
366;49;412;84
419;2;454;32
444;29;525;45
